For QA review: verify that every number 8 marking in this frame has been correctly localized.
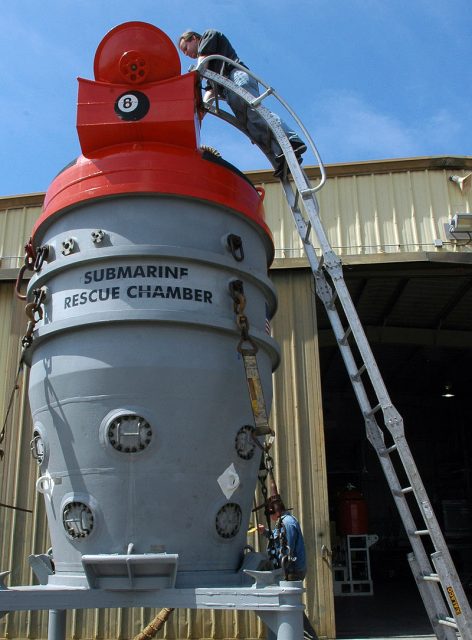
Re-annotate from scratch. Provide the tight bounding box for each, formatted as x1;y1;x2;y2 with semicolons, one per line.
117;94;139;113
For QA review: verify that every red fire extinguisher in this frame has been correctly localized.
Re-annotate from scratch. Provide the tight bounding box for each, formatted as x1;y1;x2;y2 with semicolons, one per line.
337;483;368;535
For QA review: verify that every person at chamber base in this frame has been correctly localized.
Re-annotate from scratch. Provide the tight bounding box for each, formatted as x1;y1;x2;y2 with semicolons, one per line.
257;493;319;640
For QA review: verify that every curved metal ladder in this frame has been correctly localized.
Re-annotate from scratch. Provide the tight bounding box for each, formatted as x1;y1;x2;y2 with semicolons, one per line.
196;55;472;640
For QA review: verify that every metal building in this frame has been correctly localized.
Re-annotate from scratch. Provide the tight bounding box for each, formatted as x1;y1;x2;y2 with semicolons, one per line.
1;155;472;639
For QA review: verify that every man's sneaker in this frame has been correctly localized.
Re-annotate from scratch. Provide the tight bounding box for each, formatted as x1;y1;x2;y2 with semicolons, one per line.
273;153;303;178
273;158;287;178
275;141;307;161
291;141;307;157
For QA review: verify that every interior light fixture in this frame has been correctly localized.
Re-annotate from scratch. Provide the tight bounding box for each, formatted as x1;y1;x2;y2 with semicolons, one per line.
441;384;455;399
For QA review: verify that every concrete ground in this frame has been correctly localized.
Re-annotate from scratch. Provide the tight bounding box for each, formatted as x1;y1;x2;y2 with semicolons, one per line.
334;578;437;639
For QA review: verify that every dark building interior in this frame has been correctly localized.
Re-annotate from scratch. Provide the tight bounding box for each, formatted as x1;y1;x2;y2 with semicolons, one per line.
317;257;472;637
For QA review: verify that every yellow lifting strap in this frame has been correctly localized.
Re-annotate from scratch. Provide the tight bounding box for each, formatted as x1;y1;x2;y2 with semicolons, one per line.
229;279;274;439
240;350;273;437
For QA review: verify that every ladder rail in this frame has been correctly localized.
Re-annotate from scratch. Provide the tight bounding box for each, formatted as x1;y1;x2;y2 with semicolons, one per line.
280;178;397;413
408;554;457;640
286;160;472;632
196;56;326;192
199;65;397;414
196;63;472;639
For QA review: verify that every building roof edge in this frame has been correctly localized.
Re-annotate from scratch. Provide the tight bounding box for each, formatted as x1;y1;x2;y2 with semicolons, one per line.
246;155;472;183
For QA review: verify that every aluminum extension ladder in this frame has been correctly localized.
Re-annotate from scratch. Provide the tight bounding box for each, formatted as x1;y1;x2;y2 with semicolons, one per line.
196;55;472;640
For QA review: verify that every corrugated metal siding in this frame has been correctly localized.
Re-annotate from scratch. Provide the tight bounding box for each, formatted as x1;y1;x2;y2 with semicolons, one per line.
0;201;42;269
0;165;471;266
256;168;472;259
270;270;334;638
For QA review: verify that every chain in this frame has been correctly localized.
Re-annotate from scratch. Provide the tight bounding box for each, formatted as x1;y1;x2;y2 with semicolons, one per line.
15;241;49;300
1;285;47;461
230;280;258;355
22;287;47;350
257;452;271;524
256;452;277;568
277;515;293;579
230;279;285;567
1;238;48;461
0;360;24;461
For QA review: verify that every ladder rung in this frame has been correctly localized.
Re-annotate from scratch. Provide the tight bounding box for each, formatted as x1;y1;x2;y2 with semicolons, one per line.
367;403;382;416
300;187;317;199
249;87;274;107
338;326;352;346
351;364;366;382
422;573;440;582
380;444;398;456
438;617;458;629
393;485;413;496
304;221;312;243
414;529;430;536
327;291;338;310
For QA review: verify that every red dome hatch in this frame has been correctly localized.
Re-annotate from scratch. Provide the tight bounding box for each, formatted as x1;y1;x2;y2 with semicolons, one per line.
94;21;181;85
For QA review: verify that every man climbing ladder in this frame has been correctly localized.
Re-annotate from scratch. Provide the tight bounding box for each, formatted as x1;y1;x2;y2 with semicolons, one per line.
179;29;306;176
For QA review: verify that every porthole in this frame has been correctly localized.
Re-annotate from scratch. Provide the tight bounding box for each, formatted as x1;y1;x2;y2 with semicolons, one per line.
215;503;242;539
30;425;48;467
62;501;94;539
107;414;152;453
30;430;45;465
235;425;256;460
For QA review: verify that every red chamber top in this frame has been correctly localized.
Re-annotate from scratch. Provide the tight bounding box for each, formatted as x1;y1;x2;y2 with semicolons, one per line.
34;21;272;251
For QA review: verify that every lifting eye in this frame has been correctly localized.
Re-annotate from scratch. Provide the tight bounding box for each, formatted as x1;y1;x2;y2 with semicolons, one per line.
226;234;244;262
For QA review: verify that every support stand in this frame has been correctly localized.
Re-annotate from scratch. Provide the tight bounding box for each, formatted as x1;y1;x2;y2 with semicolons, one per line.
258;599;304;640
0;580;305;640
48;610;67;640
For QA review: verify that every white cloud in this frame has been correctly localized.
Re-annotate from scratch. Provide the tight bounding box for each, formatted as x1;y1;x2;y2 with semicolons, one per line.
309;91;465;163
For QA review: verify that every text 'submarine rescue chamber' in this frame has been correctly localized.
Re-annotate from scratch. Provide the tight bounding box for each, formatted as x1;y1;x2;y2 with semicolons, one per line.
25;22;279;589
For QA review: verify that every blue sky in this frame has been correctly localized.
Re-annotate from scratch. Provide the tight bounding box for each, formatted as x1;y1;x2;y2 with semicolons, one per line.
1;0;471;196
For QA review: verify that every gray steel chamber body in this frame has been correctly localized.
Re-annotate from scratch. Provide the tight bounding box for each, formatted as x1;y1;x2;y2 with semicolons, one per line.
27;191;279;588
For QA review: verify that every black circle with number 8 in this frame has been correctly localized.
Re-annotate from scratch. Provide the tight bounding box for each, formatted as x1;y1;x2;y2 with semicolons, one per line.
114;91;150;121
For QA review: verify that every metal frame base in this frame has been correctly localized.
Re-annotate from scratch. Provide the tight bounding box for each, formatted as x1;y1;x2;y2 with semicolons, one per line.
0;580;305;640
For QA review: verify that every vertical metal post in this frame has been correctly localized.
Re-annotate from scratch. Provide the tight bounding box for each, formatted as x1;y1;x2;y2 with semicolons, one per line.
48;609;66;640
259;609;304;640
257;581;305;640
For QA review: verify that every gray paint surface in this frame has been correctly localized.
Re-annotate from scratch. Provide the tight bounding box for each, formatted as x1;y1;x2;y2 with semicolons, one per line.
27;194;279;588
